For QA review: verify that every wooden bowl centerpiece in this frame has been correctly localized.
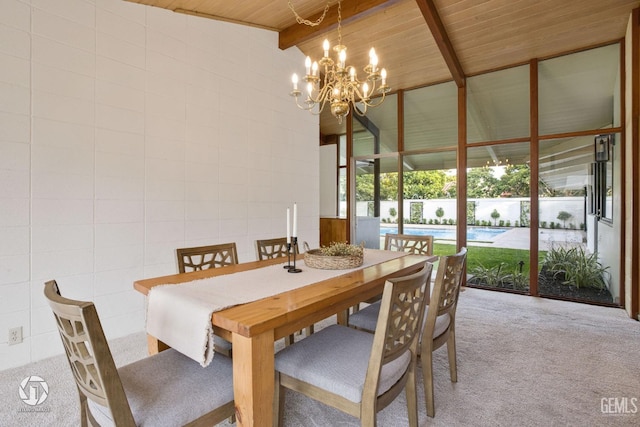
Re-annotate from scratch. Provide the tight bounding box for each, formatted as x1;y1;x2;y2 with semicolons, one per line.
303;242;364;270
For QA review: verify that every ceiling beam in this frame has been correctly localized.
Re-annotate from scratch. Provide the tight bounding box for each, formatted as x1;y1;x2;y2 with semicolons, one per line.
279;0;401;50
414;0;465;88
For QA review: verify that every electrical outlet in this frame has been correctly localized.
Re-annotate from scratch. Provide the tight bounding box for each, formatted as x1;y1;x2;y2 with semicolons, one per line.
8;327;22;345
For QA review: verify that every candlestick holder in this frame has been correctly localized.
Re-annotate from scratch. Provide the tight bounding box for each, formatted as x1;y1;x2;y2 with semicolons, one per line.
287;237;302;273
283;242;293;269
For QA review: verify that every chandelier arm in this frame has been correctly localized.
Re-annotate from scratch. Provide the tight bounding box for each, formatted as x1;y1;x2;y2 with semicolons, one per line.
353;104;367;116
293;96;316;112
363;93;387;108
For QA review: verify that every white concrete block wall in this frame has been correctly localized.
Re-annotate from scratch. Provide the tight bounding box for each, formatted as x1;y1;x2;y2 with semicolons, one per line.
0;0;319;369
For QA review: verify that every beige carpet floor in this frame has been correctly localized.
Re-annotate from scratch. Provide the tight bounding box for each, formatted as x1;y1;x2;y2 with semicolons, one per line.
1;287;639;426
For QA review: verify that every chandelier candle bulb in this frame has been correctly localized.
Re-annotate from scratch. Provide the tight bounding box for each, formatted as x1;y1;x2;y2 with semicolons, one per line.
369;48;378;72
305;56;311;75
350;67;356;82
312;61;318;76
381;68;387;86
339;49;346;68
323;39;330;57
291;73;298;91
363;82;369;98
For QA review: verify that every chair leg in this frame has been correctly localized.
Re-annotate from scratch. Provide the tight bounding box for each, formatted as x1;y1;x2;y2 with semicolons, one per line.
405;362;419;427
360;401;376;427
285;334;295;346
422;348;436;417
304;324;314;336
79;396;89;427
447;329;458;383
273;372;285;427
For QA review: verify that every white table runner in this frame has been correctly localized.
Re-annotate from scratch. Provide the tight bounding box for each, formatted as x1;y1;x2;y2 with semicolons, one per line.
146;249;409;366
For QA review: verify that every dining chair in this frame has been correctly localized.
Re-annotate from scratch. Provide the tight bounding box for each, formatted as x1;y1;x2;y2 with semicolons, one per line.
176;242;239;273
255;237;307;344
273;262;434;427
347;247;467;417
384;233;434;256
44;280;235;427
348;232;435;320
255;237;298;260
421;247;467;417
176;243;238;357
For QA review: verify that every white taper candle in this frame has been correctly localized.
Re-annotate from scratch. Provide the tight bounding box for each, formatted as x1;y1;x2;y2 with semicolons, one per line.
292;203;298;238
286;208;291;244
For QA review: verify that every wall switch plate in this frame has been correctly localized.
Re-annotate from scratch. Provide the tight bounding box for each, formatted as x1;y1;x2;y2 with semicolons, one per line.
8;327;22;345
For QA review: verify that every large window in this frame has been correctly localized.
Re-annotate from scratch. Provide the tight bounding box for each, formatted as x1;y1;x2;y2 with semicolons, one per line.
539;44;620;135
327;43;622;306
467;65;530;143
466;142;531;292
352;94;397;156
404;82;458;151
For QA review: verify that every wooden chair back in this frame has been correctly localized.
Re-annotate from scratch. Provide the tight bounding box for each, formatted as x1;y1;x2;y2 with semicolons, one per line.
384;233;434;256
44;280;136;426
176;243;238;273
425;247;467;340
362;262;434;418
421;247;467;417
255;237;297;261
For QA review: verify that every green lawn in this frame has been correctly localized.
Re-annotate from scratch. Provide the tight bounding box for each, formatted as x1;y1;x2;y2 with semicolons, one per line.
433;243;546;275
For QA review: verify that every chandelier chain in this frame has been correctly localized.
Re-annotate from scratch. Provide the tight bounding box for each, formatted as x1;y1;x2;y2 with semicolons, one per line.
337;0;342;45
287;0;331;27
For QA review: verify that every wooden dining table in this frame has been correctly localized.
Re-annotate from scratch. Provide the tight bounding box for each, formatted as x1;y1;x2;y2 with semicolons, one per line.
133;252;434;427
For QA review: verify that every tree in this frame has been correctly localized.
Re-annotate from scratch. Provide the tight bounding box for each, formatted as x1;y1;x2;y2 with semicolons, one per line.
557;211;572;228
498;164;530;197
435;207;445;224
491;209;501;226
467;168;501;198
403;170;448;199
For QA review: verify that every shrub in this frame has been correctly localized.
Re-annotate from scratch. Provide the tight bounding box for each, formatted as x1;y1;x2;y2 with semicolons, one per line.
470;263;511;287
557;211;572;228
507;270;529;290
540;221;547;228
490;209;501;226
542;246;608;289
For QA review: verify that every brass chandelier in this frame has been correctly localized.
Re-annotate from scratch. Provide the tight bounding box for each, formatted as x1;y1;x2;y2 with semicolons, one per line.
289;0;390;123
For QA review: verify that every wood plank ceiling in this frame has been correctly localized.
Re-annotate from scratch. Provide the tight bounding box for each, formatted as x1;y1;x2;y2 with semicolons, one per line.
126;0;639;136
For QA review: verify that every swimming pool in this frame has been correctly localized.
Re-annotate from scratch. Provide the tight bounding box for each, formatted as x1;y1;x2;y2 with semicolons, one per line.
379;226;507;241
